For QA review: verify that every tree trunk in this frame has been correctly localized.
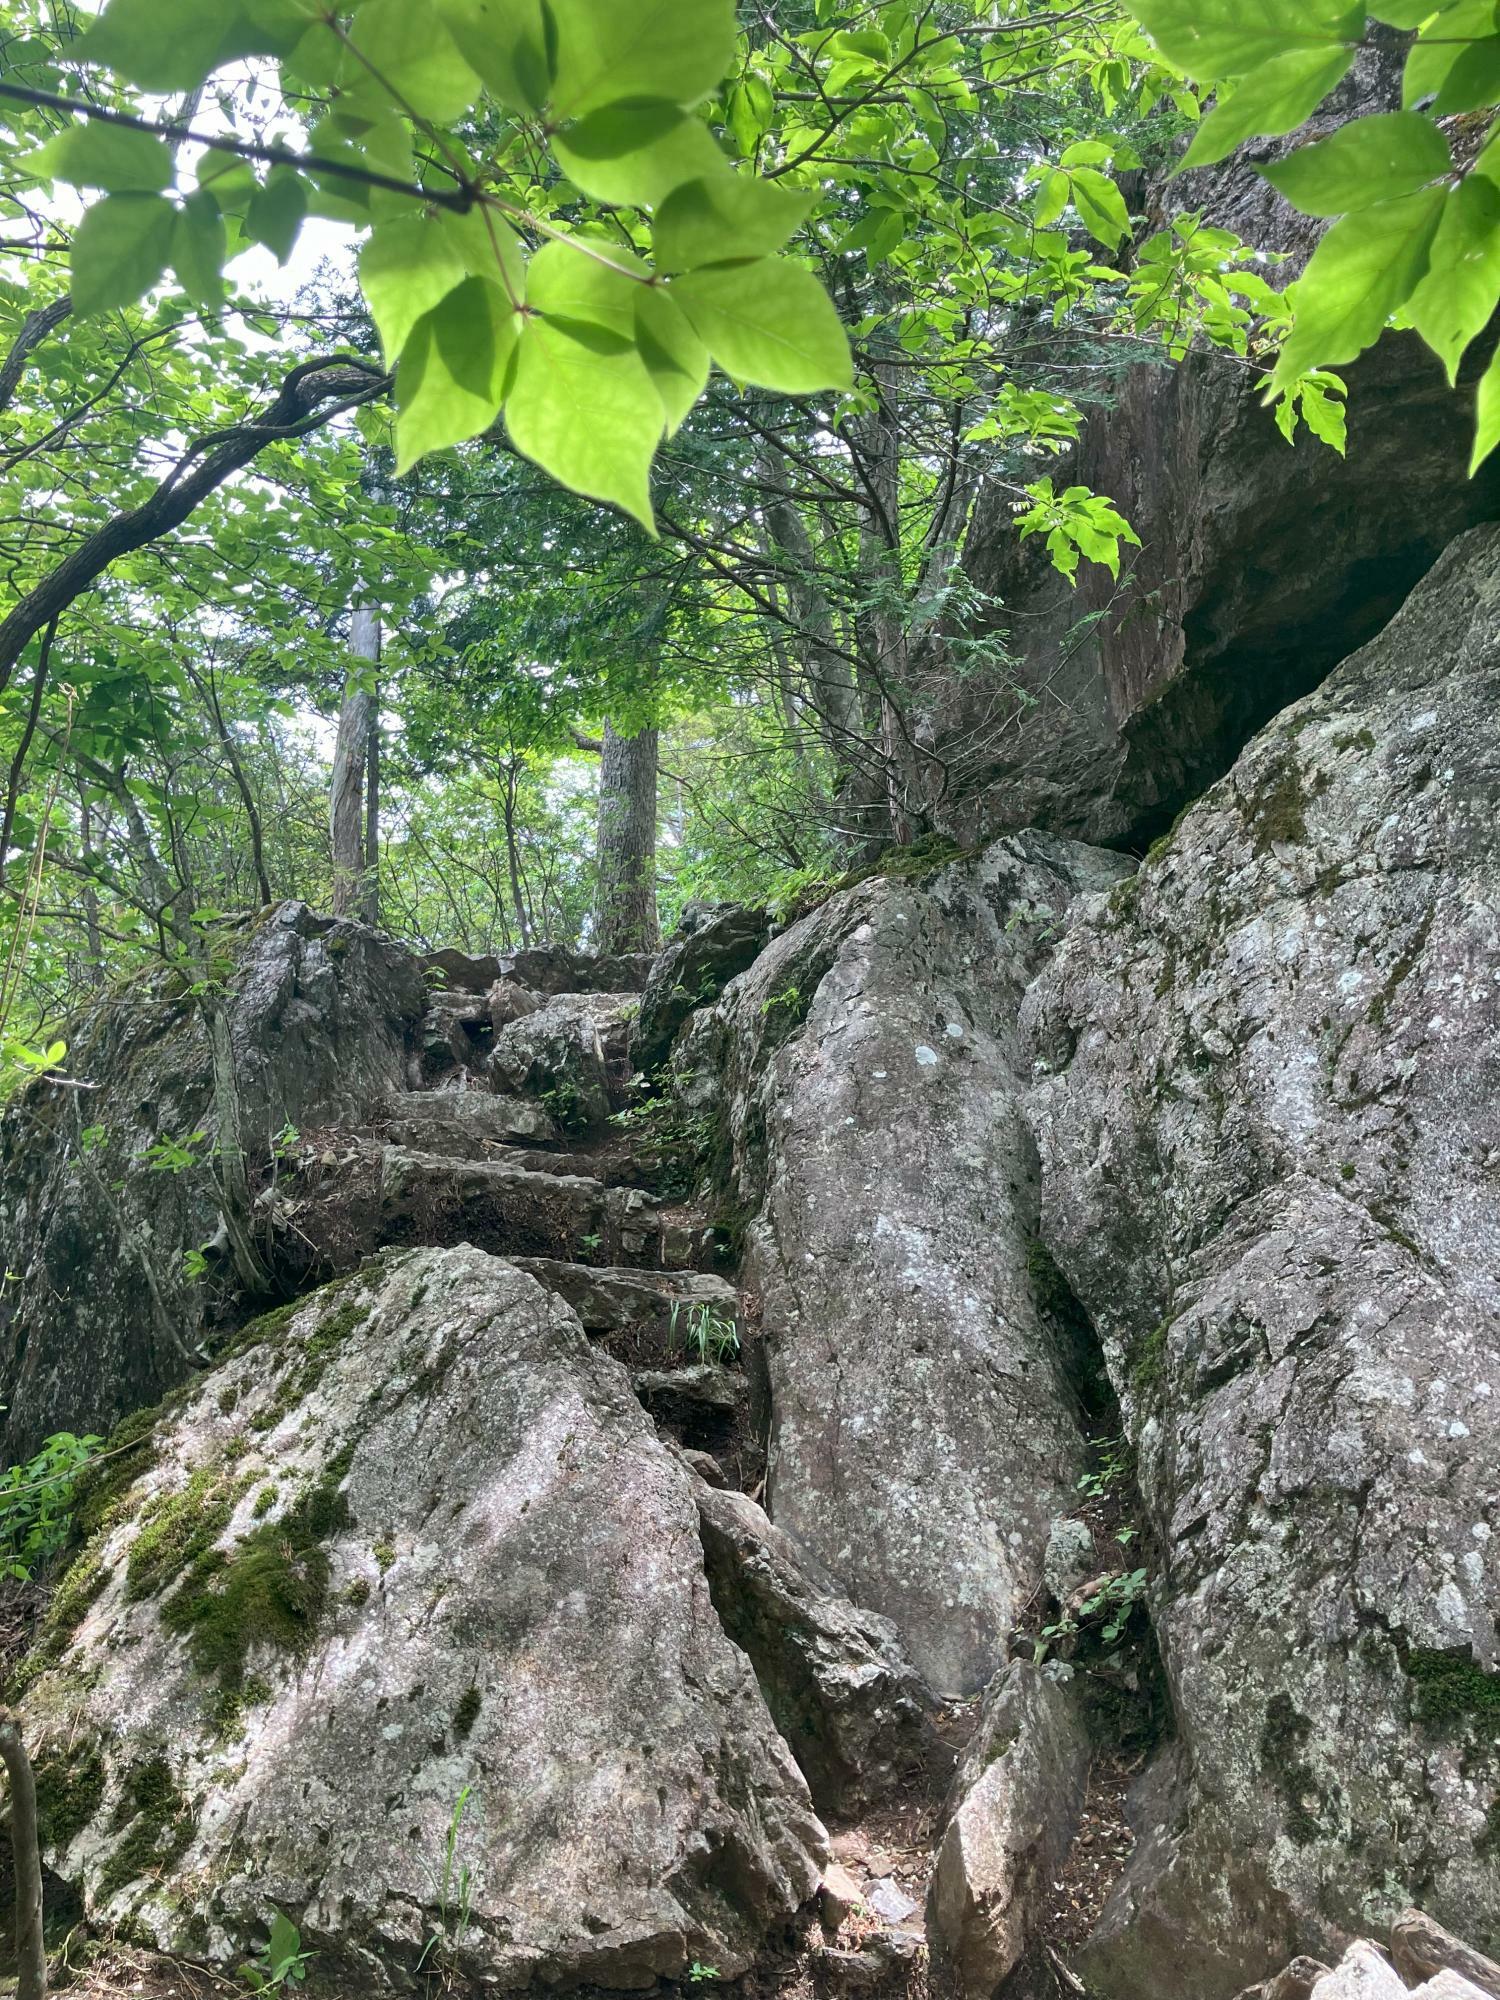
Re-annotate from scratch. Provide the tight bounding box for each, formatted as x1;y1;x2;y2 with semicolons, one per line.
0;1710;46;2000
593;720;660;956
330;604;379;923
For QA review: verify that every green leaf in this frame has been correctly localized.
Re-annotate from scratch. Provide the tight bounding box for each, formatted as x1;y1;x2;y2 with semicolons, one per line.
547;0;738;120
245;168;308;265
1068;167;1131;248
395;276;517;475
551;100;726;206
345;0;483;120
1124;0;1365;80
506;315;663;531
1471;338;1500;469
1178;47;1357;169
525;236;644;333
28;121;174;194
1402;175;1500;381
1263;111;1451;215
635;285;709;431
654;174;815;273
71;191;176;315
433;0;553;112
1403;0;1500;106
438;205;526;301
671;257;852;394
1431;34;1500;115
360;215;469;366
173;190;227;305
1032;167;1070;226
1270;186;1447;387
79;0;302;89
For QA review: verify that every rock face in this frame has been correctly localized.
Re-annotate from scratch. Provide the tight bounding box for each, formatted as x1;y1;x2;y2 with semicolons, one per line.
1023;527;1500;1994
25;1245;826;1989
0;904;426;1457
694;1480;942;1815
636;903;772;1076
946;51;1500;852
926;1661;1091;1994
705;835;1132;1695
490;992;636;1130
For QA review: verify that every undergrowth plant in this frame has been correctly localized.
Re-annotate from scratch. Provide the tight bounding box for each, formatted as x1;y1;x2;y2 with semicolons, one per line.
0;1426;103;1582
669;1300;740;1366
239;1910;312;1993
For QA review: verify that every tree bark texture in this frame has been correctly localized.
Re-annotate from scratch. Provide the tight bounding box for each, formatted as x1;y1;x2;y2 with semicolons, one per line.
330;604;379;924
594;720;660;956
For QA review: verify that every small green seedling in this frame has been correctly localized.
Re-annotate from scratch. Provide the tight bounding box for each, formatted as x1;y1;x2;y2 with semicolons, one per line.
239;1910;313;1992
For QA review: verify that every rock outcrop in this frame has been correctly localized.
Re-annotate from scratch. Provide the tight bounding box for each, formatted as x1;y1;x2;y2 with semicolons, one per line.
0;904;426;1457
1023;527;1500;1993
947;50;1500;852
25;1246;826;1988
703;834;1132;1694
636;902;772;1076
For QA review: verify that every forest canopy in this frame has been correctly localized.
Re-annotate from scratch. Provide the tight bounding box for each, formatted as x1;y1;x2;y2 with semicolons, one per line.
1;0;1499;1084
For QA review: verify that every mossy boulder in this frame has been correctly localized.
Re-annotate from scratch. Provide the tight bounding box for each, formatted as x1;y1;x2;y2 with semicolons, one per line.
22;1245;825;1988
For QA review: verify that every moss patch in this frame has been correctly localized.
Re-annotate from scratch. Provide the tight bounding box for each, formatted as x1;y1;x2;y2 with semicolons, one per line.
1408;1647;1500;1727
160;1449;353;1692
1260;1692;1333;1846
452;1686;482;1742
97;1754;194;1903
126;1466;241;1604
249;1293;372;1434
34;1738;107;1854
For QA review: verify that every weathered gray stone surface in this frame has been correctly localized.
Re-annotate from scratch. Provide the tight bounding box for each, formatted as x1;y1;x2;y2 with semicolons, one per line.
377;1086;557;1154
490;992;637;1129
1023;528;1500;1994
926;1661;1091;1994
695;1482;941;1815
707;835;1132;1694
0;903;426;1456
26;1246;826;1988
636;902;772;1076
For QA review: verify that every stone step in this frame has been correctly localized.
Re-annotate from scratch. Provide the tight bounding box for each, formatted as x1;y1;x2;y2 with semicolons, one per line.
376;1148;715;1270
507;1259;739;1338
377;1089;558;1154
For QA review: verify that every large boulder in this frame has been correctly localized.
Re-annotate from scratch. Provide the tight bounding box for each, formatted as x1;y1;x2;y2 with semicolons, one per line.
706;835;1132;1695
695;1480;942;1815
926;1661;1091;1995
945;49;1500;852
1022;526;1500;1994
490;992;636;1130
0;903;426;1457
636;903;773;1076
23;1245;826;1989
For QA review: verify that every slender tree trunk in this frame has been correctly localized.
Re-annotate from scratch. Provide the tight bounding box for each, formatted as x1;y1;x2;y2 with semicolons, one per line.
594;720;660;956
78;791;104;979
330;604;379;923
0;1710;46;2000
500;759;533;947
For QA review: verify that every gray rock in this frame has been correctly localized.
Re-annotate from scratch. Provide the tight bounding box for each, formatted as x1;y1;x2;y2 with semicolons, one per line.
695;1483;942;1815
1043;1516;1097;1604
507;1260;737;1338
490;992;638;1130
407;989;492;1086
926;1661;1091;1995
711;833;1132;1693
0;903;426;1455
865;1879;919;1926
636;903;772;1075
495;943;654;996
24;1246;826;1987
486;975;544;1028
1306;1945;1407;2000
1023;526;1500;1994
1391;1910;1500;1998
377;1087;557;1154
1410;1977;1499;2000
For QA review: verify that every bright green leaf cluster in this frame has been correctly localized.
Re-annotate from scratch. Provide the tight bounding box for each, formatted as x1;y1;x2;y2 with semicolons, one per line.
1122;0;1500;469
49;0;854;528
